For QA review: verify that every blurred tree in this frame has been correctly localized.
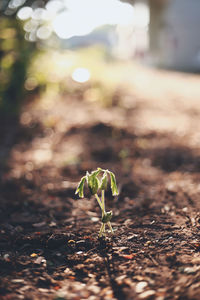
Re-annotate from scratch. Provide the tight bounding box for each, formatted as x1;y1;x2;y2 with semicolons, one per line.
0;0;49;116
0;17;35;115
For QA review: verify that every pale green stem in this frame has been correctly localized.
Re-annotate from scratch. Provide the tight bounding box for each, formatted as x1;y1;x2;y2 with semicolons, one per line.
97;190;113;237
96;193;105;238
101;190;105;217
99;223;105;237
103;223;106;235
108;222;114;234
95;194;103;211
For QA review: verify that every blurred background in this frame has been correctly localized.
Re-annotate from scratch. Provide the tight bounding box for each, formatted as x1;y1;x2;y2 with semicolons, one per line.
2;2;200;298
1;0;200;180
0;0;147;116
1;0;200;116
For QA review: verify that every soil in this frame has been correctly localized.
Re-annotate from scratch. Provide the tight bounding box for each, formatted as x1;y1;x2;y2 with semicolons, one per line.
1;65;200;300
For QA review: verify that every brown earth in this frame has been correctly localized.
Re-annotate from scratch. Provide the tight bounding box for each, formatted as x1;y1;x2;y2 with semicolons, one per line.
1;64;200;300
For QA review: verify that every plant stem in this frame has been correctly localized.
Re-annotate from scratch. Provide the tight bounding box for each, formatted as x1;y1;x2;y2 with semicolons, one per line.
108;222;114;234
95;194;103;210
99;223;105;237
95;193;106;237
101;190;105;217
96;190;113;237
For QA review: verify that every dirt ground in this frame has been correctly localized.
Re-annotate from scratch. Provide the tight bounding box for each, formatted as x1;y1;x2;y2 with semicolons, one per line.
1;64;200;300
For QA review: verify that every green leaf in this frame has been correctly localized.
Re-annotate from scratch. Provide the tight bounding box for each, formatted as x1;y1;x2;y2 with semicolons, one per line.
75;176;86;198
86;172;100;195
91;168;102;177
100;172;108;190
109;171;119;196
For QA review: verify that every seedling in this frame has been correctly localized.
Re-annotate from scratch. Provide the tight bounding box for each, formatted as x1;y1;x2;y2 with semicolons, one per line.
75;168;119;238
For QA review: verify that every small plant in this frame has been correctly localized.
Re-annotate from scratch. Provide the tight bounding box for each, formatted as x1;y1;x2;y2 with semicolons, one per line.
75;168;119;238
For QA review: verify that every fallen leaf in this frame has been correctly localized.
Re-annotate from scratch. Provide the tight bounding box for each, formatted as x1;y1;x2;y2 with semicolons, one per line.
122;254;136;260
30;253;38;257
68;240;75;244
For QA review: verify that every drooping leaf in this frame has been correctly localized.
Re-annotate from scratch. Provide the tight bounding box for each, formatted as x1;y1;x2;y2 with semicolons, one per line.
91;168;102;177
100;171;108;190
86;172;100;195
109;171;119;196
75;176;86;198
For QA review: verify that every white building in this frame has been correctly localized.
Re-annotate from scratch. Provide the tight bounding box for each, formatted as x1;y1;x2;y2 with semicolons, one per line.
126;0;200;71
149;0;200;71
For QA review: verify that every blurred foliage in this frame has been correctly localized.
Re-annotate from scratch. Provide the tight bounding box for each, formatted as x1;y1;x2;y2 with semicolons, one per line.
27;45;128;109
0;16;36;115
0;0;130;117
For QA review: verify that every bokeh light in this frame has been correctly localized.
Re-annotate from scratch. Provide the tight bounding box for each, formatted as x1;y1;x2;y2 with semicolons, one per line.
72;68;91;83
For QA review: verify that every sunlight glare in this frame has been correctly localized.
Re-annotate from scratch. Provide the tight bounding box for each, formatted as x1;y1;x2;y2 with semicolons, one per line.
9;0;26;9
46;0;63;13
133;2;149;28
17;6;32;20
53;0;134;39
72;68;91;83
36;26;52;40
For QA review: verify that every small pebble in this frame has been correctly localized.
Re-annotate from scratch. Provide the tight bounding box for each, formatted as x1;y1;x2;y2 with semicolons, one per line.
127;234;138;240
11;279;25;283
76;240;85;245
91;217;99;222
182;207;188;212
34;256;46;265
38;288;49;293
32;221;46;228
184;266;199;274
116;275;127;284
49;221;57;227
136;281;148;293
139;290;156;299
3;254;10;261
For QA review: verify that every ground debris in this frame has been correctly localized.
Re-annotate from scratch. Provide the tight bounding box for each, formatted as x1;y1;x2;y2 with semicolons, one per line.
1;64;200;300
